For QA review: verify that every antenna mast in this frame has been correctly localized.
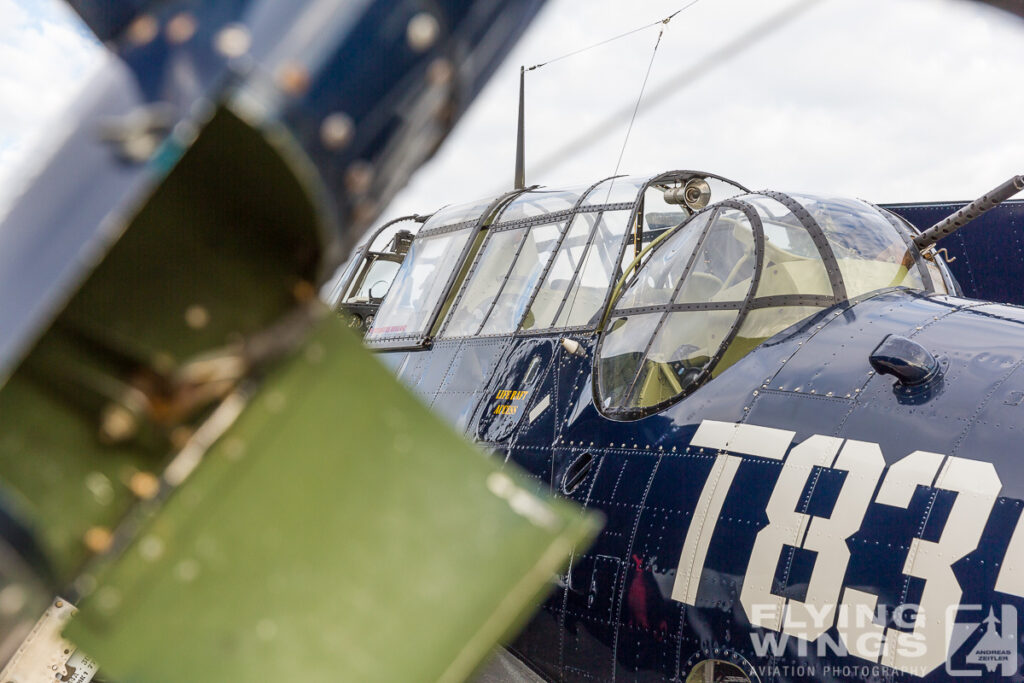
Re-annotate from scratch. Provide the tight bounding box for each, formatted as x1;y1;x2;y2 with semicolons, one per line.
509;4;695;190
514;66;526;189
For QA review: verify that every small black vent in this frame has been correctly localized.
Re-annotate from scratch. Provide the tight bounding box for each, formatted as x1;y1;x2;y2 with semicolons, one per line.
562;452;594;495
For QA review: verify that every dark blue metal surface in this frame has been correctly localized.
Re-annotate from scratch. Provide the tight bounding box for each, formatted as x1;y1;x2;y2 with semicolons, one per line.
385;286;1024;681
0;0;544;385
0;60;152;387
65;0;160;40
65;0;544;234
886;200;1024;306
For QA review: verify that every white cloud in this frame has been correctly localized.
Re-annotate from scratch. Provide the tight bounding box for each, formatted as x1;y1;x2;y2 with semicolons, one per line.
0;0;103;214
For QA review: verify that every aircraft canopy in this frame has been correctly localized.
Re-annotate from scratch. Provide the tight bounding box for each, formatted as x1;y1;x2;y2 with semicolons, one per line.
596;192;953;418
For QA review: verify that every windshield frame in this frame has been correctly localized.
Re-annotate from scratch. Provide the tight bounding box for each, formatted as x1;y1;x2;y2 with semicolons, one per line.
595;200;767;419
519;176;646;335
593;190;940;420
517;171;751;337
443;175;640;339
364;190;524;349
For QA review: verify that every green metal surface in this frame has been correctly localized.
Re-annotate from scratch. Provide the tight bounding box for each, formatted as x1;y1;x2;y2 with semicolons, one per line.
67;316;599;682
0;373;151;581
0;108;325;582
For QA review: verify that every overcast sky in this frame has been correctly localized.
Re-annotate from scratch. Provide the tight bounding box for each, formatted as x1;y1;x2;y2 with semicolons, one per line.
0;0;102;212
383;0;1024;220
1;0;1022;226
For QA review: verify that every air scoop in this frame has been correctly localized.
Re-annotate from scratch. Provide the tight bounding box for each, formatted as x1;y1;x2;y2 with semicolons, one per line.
869;334;941;386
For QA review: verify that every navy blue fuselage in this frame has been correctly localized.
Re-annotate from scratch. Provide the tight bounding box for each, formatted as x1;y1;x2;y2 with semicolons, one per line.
375;195;1024;682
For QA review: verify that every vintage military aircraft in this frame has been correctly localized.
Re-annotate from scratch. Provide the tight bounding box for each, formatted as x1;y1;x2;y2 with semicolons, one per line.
3;0;1023;681
356;169;1024;681
0;1;612;683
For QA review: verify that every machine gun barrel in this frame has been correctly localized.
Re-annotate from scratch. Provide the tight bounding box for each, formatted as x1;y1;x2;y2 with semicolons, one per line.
914;174;1024;250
